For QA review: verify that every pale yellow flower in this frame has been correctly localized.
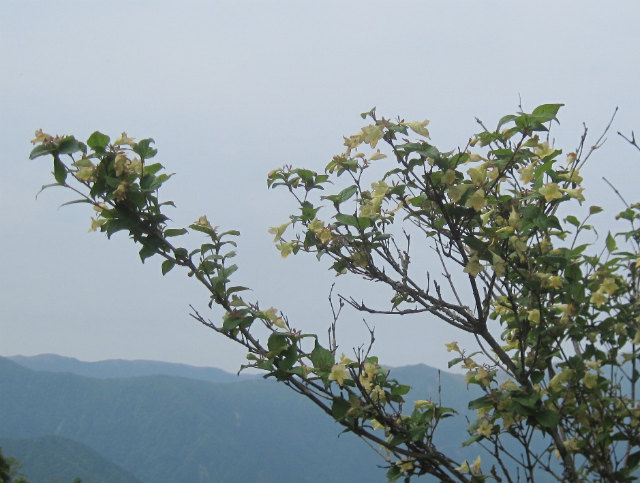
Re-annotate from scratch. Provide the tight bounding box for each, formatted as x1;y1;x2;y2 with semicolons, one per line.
467;167;487;186
590;291;607;308
328;363;349;386
583;372;598;389
547;276;564;289
470;455;482;475
491;252;507;277
500;379;519;392
114;152;129;177
445;341;460;353
561;187;585;203
372;385;386;402
448;184;471;203
476;420;494;437
276;241;294;258
76;166;95;182
113;181;129;201
361;124;384;147
466;189;486;211
539;183;563;202
268;221;291;242
442;169;456;185
89;217;106;232
369;150;387;161
518;162;537;184
113;132;136;147
600;277;618;295
403;120;430;138
31;129;52;145
463;256;484;277
195;215;213;229
414;399;433;410
397;459;415;472
535;142;555;158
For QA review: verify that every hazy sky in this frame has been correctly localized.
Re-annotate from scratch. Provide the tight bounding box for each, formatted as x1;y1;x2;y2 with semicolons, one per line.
2;1;640;373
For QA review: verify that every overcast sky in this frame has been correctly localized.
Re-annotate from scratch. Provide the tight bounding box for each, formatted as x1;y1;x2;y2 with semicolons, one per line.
2;1;639;373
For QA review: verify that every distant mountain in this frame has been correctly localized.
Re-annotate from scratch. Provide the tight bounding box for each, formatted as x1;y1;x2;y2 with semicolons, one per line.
8;353;255;383
0;355;481;483
0;435;141;483
7;354;471;410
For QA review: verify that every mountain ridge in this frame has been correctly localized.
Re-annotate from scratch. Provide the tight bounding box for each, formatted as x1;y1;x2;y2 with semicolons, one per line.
7;353;256;383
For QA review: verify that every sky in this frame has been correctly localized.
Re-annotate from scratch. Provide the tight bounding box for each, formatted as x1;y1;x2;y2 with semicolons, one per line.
2;0;640;374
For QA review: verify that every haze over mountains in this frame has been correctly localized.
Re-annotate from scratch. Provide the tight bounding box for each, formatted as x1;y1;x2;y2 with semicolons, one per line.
8;353;257;383
0;354;478;483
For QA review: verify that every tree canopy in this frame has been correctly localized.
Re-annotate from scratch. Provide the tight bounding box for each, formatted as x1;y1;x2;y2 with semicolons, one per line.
0;448;28;483
30;104;640;483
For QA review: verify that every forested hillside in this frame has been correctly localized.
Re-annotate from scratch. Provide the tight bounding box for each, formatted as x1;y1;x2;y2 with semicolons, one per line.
1;356;476;482
0;435;141;483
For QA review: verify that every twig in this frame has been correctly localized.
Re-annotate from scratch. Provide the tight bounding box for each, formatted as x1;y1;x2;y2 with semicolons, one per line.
602;177;630;208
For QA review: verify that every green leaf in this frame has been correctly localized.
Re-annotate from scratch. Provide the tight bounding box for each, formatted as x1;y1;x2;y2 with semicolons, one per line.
161;260;175;275
87;131;110;152
531;103;564;123
335;213;358;226
268;332;288;353
276;344;298;374
468;395;493;410
53;156;67;184
334;213;373;229
59;199;91;208
462;433;484;447
143;163;164;176
360;107;376;119
496;114;517;130
310;342;334;370
133;138;157;159
535;409;560;429
296;169;315;183
338;185;358;203
139;243;157;263
148;173;172;191
386;465;402;482
222;264;238;278
190;224;217;237
626;450;640;472
222;315;242;332
256;360;274;372
356;217;373;229
57;136;83;155
226;285;249;295
29;143;56;160
300;201;318;222
331;396;350;420
565;215;580;227
174;248;188;259
564;263;583;281
104;218;132;238
390;384;411;397
516;393;540;409
164;228;187;237
589;205;603;215
606;232;617;252
530;371;544;384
